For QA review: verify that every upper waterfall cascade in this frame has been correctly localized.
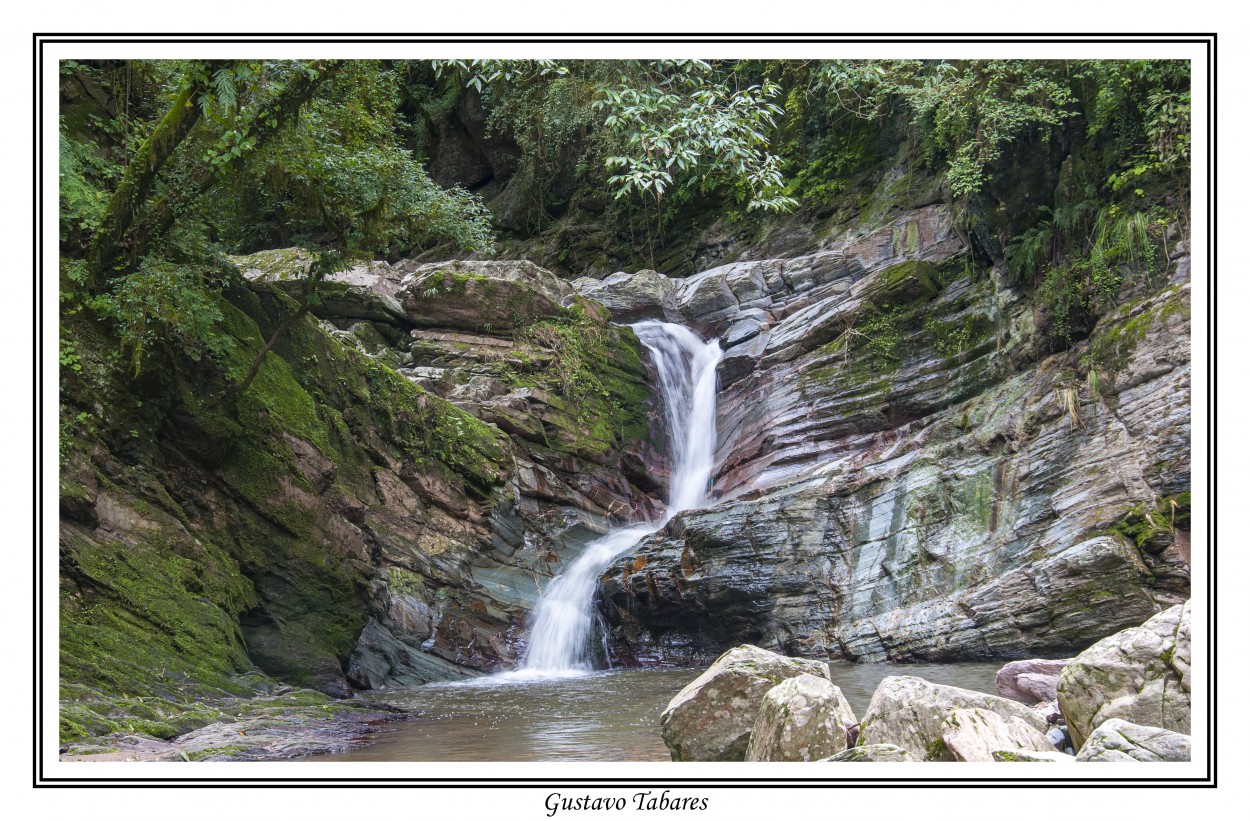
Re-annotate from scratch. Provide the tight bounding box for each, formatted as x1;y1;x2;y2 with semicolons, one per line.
516;321;722;676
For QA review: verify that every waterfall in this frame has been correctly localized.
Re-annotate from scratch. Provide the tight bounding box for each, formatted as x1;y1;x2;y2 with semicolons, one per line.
516;321;722;677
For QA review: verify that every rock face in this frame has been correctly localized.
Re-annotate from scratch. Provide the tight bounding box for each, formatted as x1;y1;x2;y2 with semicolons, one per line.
939;707;1057;762
598;203;1190;666
1074;719;1191;762
745;674;857;761
857;676;1048;760
659;645;829;761
1058;602;1191;749
995;659;1071;705
823;744;914;762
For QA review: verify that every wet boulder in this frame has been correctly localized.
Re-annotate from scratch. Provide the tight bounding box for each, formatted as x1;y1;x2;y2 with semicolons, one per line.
660;644;829;761
745;674;857;761
400;260;574;332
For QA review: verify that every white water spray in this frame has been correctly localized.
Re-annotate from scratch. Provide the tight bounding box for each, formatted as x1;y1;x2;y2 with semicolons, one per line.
515;321;722;677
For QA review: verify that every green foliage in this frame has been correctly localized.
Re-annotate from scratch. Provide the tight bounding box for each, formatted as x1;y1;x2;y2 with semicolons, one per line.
215;61;493;257
811;60;1076;198
1018;204;1171;343
91;259;231;376
60;59;499;374
810;58;1188;208
924;314;993;359
598;70;797;212
436;59;798;222
59;122;120;244
1108;491;1191;548
1080;60;1191;188
853;307;905;369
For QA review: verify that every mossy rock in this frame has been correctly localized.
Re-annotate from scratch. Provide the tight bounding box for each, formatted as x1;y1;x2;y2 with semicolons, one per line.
876;260;941;305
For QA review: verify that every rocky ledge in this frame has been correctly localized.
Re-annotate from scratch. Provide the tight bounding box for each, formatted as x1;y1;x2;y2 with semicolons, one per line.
60;685;408;762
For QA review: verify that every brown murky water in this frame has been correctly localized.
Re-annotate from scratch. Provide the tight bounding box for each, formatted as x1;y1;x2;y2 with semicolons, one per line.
310;662;1003;762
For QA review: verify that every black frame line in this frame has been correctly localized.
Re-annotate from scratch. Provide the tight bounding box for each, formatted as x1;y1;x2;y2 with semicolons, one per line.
33;32;1217;789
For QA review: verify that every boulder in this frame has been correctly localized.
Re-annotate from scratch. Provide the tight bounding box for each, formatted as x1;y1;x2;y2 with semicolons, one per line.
995;659;1071;704
992;749;1074;762
571;269;677;323
939;708;1057;762
659;645;829;761
822;744;915;762
857;676;1048;761
1074;719;1191;762
1057;601;1190;749
745;674;857;762
1031;700;1063;724
345;619;473;689
400;260;574;332
233;250;410;325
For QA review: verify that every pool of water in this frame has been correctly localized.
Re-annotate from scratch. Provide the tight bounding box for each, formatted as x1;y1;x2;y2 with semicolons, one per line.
310;661;1004;762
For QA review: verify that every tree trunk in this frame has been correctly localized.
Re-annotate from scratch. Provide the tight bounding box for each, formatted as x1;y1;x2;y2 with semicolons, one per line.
86;63;224;286
107;61;344;285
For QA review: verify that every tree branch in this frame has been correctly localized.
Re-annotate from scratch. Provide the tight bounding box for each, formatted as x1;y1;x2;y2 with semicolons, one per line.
116;61;344;280
86;64;225;286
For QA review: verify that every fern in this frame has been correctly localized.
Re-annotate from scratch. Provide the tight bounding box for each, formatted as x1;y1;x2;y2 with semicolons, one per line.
212;68;238;114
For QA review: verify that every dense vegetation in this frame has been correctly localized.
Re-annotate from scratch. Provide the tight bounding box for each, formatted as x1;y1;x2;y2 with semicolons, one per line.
61;57;1188;373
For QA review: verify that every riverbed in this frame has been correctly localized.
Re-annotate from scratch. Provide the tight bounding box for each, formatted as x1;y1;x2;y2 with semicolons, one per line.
310;662;1003;762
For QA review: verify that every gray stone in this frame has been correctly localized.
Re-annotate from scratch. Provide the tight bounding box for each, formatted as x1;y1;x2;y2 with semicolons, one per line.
940;708;1057;762
345;619;473;689
400;260;572;332
571;269;677;323
745;674;857;761
659;645;829;761
1032;700;1063;724
857;676;1048;761
822;744;914;762
1058;601;1190;749
992;749;1073;762
1074;719;1191;762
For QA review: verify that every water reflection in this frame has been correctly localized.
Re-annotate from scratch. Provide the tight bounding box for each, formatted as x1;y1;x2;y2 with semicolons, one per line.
311;661;1004;762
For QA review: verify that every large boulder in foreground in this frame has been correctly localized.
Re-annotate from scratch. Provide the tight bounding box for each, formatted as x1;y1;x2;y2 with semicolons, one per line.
1058;601;1190;749
1074;719;1191;762
745;674;857;762
660;645;829;761
939;708;1057;762
822;744;915;762
995;659;1071;705
857;676;1048;761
